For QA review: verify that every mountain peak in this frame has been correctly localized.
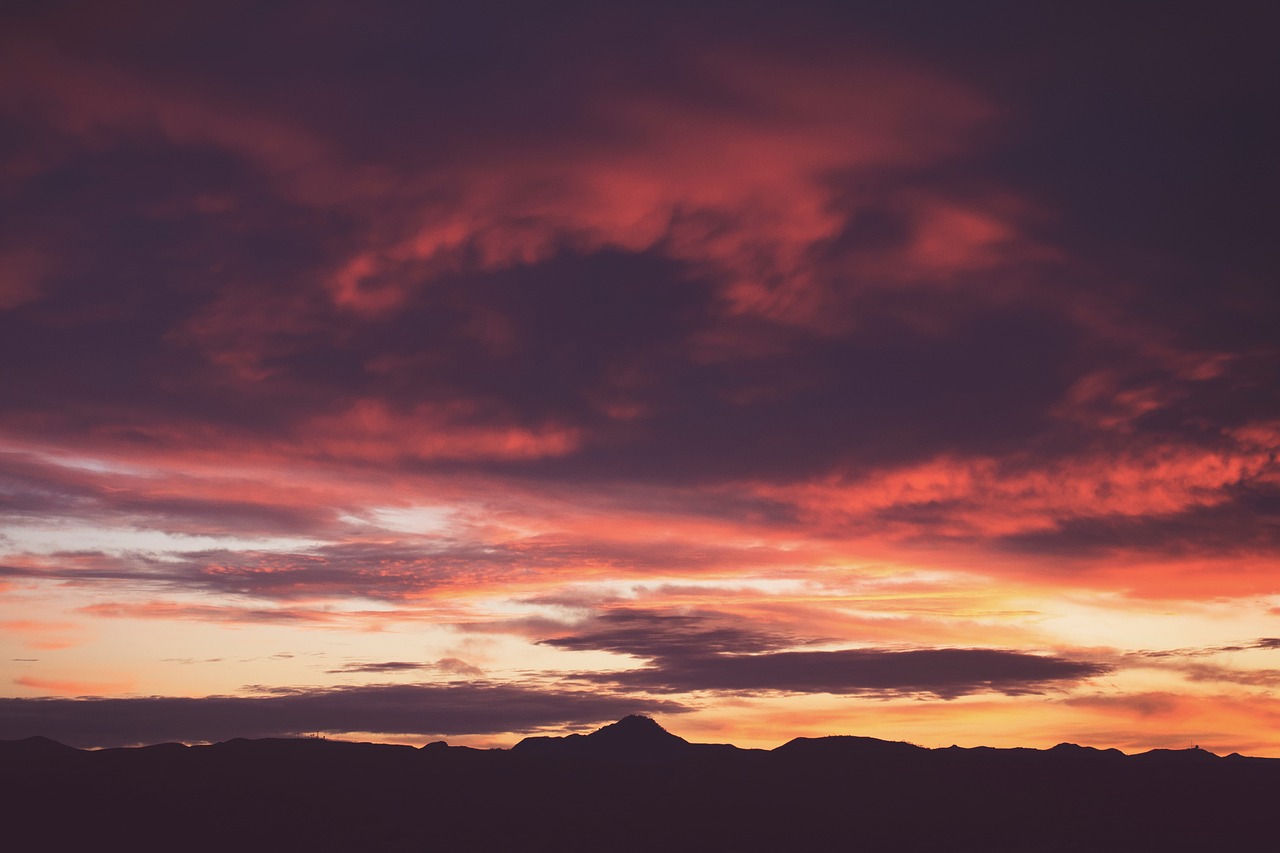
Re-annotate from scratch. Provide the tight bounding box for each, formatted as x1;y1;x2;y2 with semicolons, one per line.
0;735;82;758
588;715;685;743
512;715;690;760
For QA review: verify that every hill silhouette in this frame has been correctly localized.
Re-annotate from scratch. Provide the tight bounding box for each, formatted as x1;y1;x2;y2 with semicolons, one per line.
2;717;1276;851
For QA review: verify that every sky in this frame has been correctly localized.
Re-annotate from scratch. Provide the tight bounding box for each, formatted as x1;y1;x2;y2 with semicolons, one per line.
1;0;1278;753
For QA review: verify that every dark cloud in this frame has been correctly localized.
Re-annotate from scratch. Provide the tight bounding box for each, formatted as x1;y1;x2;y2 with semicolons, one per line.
1117;639;1280;690
0;8;1036;467
0;682;687;748
1;532;816;602
1;544;514;601
581;647;1110;699
1176;664;1280;689
541;609;811;658
1064;692;1182;719
544;609;1107;698
1131;638;1280;660
326;658;484;677
0;452;337;537
516;305;1082;481
1;0;1273;499
326;661;431;674
998;483;1280;559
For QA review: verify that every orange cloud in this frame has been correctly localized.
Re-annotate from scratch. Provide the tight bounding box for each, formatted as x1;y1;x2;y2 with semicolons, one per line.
0;619;83;650
15;675;133;695
79;601;341;625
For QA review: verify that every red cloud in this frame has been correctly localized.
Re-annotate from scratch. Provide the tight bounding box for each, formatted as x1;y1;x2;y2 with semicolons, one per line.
306;49;1024;338
301;399;582;462
0;37;358;206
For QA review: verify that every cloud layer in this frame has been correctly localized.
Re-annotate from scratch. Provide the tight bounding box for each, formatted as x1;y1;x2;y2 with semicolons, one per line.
0;682;686;748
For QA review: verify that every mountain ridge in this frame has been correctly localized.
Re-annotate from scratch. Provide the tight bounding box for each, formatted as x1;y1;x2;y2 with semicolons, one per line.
4;716;1278;851
1;715;1267;760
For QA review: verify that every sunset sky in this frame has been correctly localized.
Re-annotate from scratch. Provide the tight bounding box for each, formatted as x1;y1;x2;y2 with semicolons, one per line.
2;1;1278;753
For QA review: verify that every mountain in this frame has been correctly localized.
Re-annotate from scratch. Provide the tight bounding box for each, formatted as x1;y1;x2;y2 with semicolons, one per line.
0;733;81;757
3;718;1278;851
1131;745;1221;764
773;733;925;761
513;713;697;761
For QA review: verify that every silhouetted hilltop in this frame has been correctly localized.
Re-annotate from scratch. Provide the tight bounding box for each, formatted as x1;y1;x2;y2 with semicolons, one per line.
774;733;925;761
1131;745;1221;764
514;712;690;758
1048;741;1125;757
511;713;745;762
2;734;81;759
3;717;1278;851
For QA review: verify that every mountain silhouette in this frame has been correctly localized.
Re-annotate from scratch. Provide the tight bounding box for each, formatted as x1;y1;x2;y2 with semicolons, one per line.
3;717;1277;851
580;712;690;747
774;733;925;761
513;713;699;761
1;734;81;759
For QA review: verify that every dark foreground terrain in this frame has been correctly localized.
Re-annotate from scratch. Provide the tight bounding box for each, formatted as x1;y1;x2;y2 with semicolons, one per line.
2;716;1277;851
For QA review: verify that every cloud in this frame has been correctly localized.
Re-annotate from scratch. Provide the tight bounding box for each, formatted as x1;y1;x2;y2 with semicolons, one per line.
0;521;824;605
582;647;1110;700
542;608;1107;699
1176;664;1280;689
299;43;1004;326
301;399;581;462
1121;639;1280;690
1132;638;1280;660
326;658;485;677
541;608;812;658
0;1;1054;491
0;247;52;310
80;602;340;625
0;682;688;748
0;619;83;650
0;450;340;538
997;483;1280;560
13;676;134;695
325;661;432;674
2;543;511;604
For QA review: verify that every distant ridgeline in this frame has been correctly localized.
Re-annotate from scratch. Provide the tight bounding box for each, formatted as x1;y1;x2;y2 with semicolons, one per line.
3;715;1275;851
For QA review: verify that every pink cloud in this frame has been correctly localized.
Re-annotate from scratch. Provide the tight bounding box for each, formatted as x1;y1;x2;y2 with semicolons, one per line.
79;601;341;625
304;49;1026;340
15;675;133;695
0;37;374;207
0;619;84;650
753;436;1278;539
301;399;582;462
